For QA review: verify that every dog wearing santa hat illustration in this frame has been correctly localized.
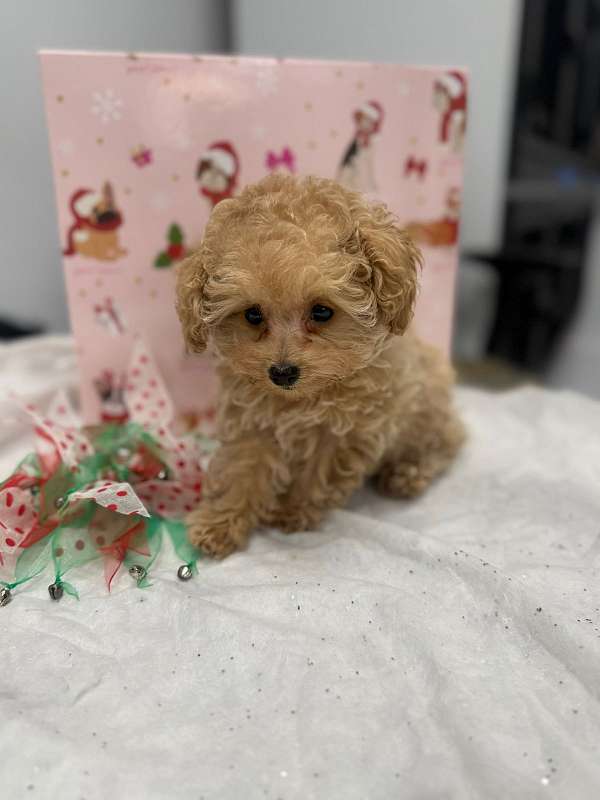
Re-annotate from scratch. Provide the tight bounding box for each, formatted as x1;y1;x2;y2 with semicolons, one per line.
196;141;240;208
405;187;462;248
63;181;126;261
433;71;467;153
93;297;125;336
337;100;384;193
93;370;129;425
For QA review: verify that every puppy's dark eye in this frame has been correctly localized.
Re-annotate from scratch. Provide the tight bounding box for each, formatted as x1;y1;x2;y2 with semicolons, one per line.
244;306;263;326
310;304;334;323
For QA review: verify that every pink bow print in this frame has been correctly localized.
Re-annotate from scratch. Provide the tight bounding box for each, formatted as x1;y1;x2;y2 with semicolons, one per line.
265;147;296;173
404;156;428;179
131;146;153;168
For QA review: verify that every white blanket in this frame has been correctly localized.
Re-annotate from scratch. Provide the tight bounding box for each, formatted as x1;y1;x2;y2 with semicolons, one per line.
1;337;600;799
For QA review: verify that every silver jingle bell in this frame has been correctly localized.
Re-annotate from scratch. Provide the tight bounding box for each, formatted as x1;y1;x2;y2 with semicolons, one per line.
116;447;131;462
157;469;168;481
48;583;64;601
0;587;12;607
129;564;147;582
54;496;66;510
177;564;193;582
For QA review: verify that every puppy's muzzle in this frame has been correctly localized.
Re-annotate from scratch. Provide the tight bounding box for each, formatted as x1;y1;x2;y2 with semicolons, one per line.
268;363;300;388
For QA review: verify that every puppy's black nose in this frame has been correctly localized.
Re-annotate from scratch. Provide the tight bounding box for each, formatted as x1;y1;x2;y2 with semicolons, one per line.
268;363;300;387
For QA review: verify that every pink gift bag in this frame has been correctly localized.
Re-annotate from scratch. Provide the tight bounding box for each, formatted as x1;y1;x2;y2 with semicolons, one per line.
40;50;467;426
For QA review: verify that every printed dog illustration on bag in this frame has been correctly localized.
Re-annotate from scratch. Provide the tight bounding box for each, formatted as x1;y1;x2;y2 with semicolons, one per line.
406;187;462;247
93;297;126;336
433;72;467;153
63;182;126;261
336;100;384;193
196;141;240;208
93;370;129;424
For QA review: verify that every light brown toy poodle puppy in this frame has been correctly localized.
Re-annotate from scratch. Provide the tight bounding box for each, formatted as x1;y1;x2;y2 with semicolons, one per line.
176;174;464;557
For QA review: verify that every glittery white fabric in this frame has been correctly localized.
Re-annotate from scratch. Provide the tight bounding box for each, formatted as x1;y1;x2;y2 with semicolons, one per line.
1;337;600;798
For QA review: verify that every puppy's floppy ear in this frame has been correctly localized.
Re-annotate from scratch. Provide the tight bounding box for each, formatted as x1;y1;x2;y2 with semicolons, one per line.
175;247;209;353
356;202;422;335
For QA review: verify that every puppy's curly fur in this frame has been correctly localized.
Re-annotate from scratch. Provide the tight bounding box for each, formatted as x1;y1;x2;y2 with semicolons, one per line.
177;174;464;557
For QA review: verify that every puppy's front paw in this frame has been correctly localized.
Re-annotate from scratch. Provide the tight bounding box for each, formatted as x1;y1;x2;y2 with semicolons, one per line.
186;505;249;559
271;504;325;534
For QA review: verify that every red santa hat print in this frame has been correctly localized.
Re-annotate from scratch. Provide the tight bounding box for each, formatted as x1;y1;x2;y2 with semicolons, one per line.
199;141;239;181
70;188;100;219
197;140;240;207
63;185;122;256
436;71;466;100
435;71;467;146
63;188;96;255
356;100;384;132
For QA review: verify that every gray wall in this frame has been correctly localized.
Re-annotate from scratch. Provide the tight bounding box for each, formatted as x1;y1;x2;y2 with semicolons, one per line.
548;209;600;398
232;0;522;255
0;0;228;333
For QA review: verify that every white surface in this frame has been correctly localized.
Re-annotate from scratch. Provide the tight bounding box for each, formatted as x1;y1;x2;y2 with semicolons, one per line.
1;0;227;332
232;0;522;253
2;337;600;799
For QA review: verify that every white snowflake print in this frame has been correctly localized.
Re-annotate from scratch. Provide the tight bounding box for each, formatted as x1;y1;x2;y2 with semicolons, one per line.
150;191;173;212
251;123;267;142
255;66;279;97
57;138;74;156
171;128;191;152
91;88;124;123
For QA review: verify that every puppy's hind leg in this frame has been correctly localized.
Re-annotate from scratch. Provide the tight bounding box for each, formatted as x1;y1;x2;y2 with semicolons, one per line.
375;411;465;499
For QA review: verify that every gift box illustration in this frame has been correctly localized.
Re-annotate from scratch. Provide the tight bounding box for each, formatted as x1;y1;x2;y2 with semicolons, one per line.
40;51;467;426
